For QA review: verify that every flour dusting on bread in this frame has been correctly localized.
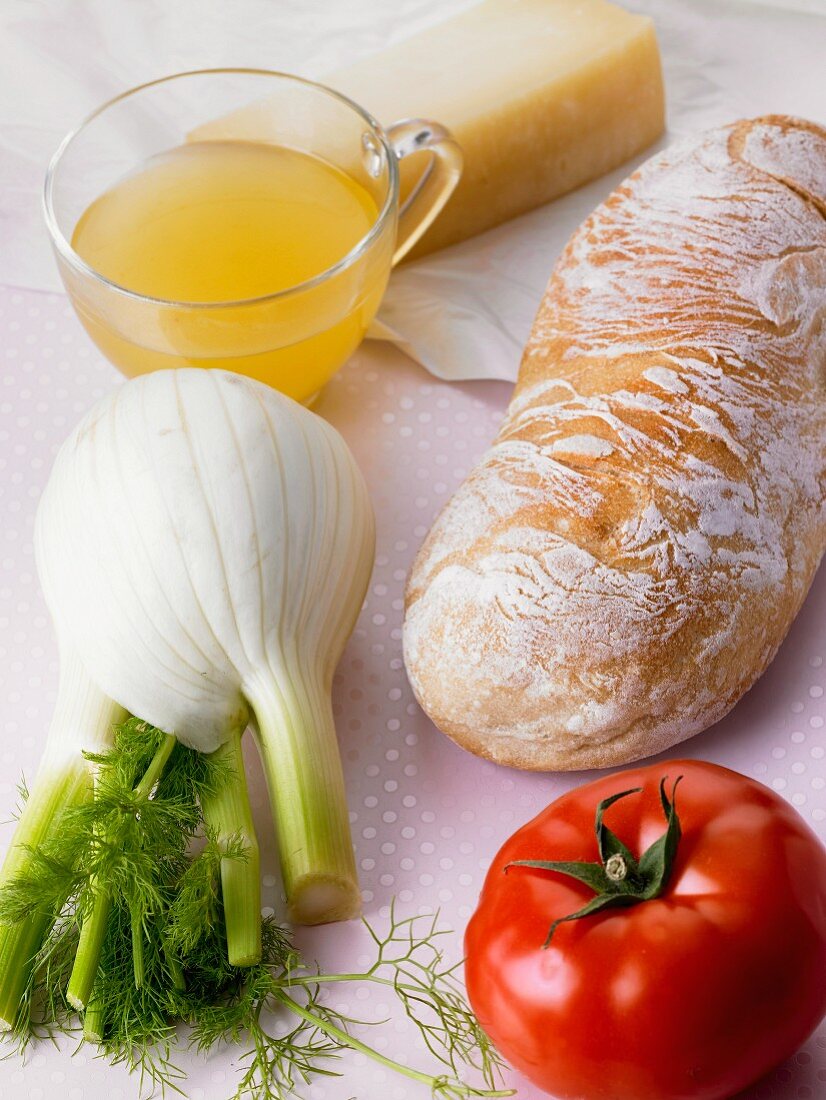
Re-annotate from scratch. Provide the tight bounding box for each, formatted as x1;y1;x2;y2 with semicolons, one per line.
404;117;826;770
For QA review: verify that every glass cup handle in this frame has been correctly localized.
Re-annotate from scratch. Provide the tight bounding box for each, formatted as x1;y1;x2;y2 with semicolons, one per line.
386;119;463;264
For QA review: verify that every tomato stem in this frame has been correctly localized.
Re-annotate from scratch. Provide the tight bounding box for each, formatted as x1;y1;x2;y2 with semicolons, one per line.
605;854;628;882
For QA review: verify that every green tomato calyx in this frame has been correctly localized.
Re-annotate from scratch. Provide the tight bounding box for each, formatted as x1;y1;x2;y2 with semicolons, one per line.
504;776;683;948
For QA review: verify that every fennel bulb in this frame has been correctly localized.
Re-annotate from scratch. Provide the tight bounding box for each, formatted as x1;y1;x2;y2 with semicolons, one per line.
0;369;374;1026
39;367;374;918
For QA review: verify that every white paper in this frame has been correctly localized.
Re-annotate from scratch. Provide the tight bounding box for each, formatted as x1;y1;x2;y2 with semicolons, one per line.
1;0;824;383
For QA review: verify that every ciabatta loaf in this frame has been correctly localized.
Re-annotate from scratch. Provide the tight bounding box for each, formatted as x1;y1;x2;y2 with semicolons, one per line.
404;116;826;770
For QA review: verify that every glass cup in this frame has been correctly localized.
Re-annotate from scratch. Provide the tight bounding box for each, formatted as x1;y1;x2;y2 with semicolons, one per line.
44;69;462;403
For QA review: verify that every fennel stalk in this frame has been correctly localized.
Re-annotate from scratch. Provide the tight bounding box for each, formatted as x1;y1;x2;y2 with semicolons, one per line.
249;671;359;926
0;651;124;1030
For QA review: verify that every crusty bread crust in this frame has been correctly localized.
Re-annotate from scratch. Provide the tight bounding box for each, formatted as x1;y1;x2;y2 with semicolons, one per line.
403;116;826;771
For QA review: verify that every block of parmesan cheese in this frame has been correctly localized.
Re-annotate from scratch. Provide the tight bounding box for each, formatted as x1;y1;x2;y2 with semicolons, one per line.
329;0;665;257
192;0;665;260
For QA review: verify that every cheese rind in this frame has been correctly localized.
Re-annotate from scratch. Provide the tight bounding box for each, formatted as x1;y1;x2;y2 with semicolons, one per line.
327;0;665;258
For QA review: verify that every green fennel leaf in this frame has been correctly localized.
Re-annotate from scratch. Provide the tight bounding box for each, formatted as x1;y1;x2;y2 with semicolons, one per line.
2;719;511;1100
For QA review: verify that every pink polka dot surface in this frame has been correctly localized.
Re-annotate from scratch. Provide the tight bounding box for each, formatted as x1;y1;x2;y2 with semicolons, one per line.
0;284;823;1099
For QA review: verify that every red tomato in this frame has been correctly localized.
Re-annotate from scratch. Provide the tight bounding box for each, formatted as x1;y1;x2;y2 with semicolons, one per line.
465;760;826;1100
